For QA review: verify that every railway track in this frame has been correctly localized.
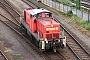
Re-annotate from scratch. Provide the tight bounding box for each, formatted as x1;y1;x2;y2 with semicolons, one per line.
55;18;90;60
81;1;90;8
0;14;54;60
1;0;89;59
22;0;37;8
0;0;21;25
0;50;9;60
0;1;57;59
21;0;68;60
22;0;90;60
0;14;21;33
0;0;56;60
43;50;67;60
71;0;90;10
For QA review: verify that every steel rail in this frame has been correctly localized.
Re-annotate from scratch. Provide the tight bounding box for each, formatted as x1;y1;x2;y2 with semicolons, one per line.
54;18;90;60
71;0;90;10
4;0;20;17
0;14;20;27
0;19;50;60
56;50;67;60
43;52;54;60
54;18;90;55
1;0;55;60
27;0;39;7
43;51;66;60
0;2;21;24
22;0;67;59
22;0;34;8
25;0;90;59
0;50;9;60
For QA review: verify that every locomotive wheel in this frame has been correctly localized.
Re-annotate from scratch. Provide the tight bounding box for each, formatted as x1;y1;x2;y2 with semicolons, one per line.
61;44;64;49
39;40;42;50
53;46;56;52
53;42;57;52
21;23;27;34
30;35;35;40
36;41;39;47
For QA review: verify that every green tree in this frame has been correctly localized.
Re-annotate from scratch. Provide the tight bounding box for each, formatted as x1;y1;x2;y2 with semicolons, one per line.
75;0;81;10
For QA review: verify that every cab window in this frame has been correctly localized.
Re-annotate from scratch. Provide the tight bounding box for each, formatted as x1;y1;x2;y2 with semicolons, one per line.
36;13;42;18
30;14;33;18
45;12;52;17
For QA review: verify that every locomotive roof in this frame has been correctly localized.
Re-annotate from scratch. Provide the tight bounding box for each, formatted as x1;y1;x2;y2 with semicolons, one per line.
28;8;50;15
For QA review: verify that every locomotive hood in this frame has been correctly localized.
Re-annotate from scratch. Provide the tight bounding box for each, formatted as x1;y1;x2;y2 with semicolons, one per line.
39;20;60;26
37;19;60;39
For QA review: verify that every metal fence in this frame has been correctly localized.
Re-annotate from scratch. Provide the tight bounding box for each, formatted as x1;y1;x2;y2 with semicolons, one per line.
40;0;90;22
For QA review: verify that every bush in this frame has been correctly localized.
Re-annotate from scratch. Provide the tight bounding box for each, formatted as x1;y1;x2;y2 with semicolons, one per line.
71;14;90;30
66;10;73;16
52;0;90;30
84;22;90;30
12;53;23;58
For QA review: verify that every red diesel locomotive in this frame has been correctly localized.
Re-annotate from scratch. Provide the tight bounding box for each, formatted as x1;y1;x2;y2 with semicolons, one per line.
21;8;66;52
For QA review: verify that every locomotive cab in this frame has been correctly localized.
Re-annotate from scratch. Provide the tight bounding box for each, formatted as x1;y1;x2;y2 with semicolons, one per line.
35;12;53;21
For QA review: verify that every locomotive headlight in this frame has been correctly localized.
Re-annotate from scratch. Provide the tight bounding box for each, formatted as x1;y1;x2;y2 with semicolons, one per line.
56;27;58;30
46;28;49;31
46;27;58;31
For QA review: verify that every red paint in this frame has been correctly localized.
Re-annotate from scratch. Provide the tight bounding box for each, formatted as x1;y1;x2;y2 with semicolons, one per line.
24;8;60;40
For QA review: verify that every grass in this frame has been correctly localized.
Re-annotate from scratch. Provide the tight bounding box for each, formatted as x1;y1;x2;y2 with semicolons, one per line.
80;8;89;14
12;53;23;58
53;0;90;30
70;14;90;30
4;49;11;53
66;10;73;16
4;49;23;58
